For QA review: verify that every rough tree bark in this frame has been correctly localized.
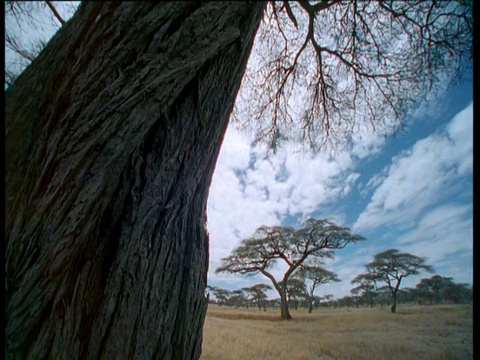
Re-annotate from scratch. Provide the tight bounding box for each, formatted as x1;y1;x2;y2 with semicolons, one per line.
5;2;265;359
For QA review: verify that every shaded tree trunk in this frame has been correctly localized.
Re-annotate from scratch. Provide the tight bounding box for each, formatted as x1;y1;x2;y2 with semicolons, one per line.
391;278;403;313
5;2;265;359
280;288;292;320
391;293;398;313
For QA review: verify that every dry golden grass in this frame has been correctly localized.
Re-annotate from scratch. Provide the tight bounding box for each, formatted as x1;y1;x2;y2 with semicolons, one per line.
200;304;472;360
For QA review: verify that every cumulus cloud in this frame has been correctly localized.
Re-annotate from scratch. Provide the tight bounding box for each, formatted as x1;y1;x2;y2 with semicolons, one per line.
353;103;473;234
206;102;473;296
207;126;360;282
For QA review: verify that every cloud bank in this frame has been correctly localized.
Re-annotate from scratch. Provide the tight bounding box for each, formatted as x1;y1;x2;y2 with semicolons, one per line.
207;102;473;294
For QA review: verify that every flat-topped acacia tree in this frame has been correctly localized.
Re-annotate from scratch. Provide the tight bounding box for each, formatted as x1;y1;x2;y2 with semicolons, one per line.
242;284;273;311
216;218;364;320
6;1;471;358
293;265;341;313
351;272;378;308
359;249;434;313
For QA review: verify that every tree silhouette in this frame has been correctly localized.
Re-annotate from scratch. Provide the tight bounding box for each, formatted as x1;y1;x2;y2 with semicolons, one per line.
282;276;306;311
294;265;341;313
415;275;472;304
359;249;434;313
216;218;363;319
236;1;472;150
351;272;378;308
207;286;234;307
242;283;273;311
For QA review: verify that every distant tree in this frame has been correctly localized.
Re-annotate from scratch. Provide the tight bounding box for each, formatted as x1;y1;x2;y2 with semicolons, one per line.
396;287;417;305
445;282;472;304
207;286;233;307
282;276;307;311
294;265;341;313
415;275;472;305
242;283;273;311
415;276;445;304
351;272;378;308
376;286;392;311
216;218;364;320
360;249;434;313
230;290;248;308
317;294;334;308
337;295;356;308
205;285;216;303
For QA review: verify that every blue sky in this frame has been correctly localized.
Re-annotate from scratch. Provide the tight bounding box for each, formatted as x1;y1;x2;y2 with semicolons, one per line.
5;2;80;89
7;2;473;301
207;77;473;299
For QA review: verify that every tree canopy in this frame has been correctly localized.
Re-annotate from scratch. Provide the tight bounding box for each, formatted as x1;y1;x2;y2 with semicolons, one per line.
350;272;378;308
216;218;364;319
235;1;472;150
242;283;273;310
415;275;472;304
360;248;434;312
293;264;341;313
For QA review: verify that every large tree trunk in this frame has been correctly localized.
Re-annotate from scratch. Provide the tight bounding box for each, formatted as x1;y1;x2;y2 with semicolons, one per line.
5;2;265;359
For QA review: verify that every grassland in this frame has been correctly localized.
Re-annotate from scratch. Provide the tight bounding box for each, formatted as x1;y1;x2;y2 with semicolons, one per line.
200;304;472;360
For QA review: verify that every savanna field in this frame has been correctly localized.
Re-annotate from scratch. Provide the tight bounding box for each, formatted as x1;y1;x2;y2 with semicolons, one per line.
200;304;473;360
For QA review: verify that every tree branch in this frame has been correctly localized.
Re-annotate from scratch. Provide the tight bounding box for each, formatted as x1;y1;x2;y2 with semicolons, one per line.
45;1;65;26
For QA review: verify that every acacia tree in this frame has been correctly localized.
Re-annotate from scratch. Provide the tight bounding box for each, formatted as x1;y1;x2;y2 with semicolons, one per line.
375;286;392;311
236;1;472;150
283;276;307;311
215;218;364;320
360;249;434;313
230;290;248;308
351;272;378;308
293;265;341;313
5;1;471;359
415;275;472;305
242;283;273;311
206;286;233;307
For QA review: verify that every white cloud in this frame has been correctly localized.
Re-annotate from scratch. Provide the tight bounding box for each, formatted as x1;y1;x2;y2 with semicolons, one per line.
359;169;387;197
206;101;473;298
445;104;473;175
207;126;361;283
350;126;388;159
353;103;473;234
398;204;473;264
348;103;473;293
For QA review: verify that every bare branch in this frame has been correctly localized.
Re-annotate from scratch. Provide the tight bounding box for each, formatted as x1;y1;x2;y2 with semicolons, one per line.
235;0;472;152
45;1;65;26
